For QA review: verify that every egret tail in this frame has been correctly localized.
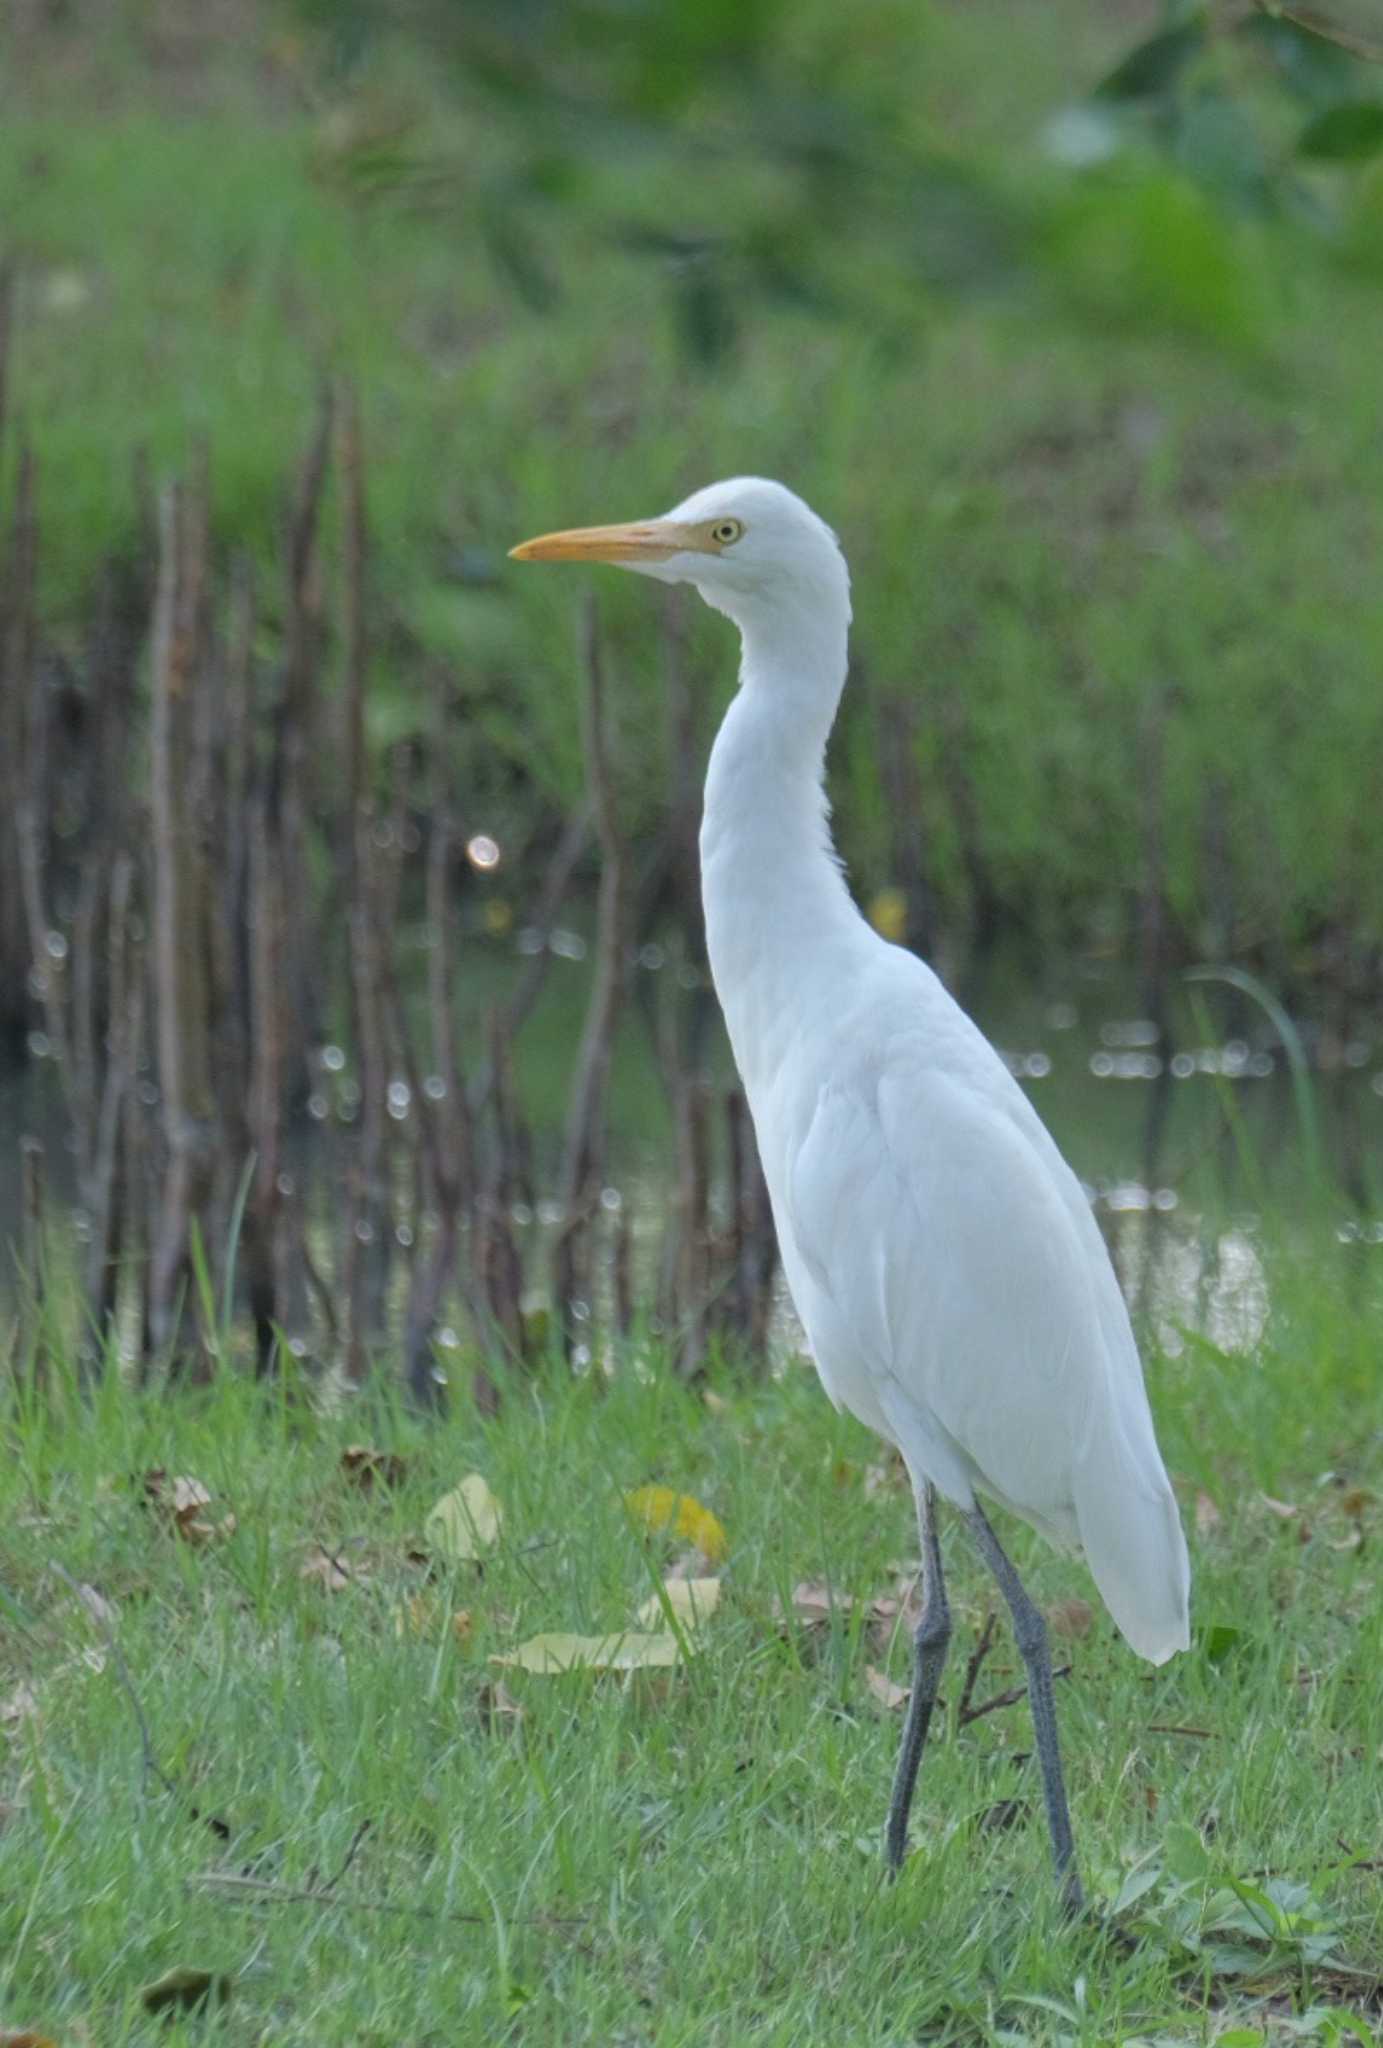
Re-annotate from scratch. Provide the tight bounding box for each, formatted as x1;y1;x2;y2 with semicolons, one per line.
1073;1417;1190;1665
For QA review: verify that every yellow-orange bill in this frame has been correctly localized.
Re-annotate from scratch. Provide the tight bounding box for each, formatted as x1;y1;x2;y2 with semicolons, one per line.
509;518;694;565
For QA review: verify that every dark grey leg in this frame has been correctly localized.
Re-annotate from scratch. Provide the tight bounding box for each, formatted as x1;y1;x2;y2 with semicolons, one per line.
884;1482;951;1874
965;1500;1085;1915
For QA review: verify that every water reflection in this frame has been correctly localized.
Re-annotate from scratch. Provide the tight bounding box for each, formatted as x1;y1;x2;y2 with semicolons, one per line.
2;965;1380;1366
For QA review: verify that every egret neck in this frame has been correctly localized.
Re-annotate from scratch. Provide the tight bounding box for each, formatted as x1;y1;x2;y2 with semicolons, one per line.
699;585;857;1097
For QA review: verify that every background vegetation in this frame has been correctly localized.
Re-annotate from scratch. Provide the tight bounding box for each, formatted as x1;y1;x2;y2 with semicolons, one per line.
6;0;1383;978
2;5;1383;2041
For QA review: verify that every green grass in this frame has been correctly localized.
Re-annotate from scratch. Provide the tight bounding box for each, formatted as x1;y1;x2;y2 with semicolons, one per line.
2;1252;1380;2045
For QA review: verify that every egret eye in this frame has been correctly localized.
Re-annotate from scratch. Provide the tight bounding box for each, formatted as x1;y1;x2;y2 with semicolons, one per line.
710;518;744;546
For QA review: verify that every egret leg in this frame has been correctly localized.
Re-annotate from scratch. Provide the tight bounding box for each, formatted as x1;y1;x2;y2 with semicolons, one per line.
964;1501;1084;1915
884;1482;951;1875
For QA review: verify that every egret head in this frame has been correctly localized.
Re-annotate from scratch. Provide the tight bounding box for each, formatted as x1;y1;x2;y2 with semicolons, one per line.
510;476;850;635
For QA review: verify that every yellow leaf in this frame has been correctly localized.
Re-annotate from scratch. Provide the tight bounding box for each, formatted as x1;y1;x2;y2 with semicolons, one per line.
624;1485;728;1564
635;1578;721;1632
393;1591;436;1636
426;1474;502;1563
491;1631;681;1674
867;886;908;942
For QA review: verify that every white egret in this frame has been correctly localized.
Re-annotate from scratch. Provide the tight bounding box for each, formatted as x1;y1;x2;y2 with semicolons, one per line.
512;478;1190;1911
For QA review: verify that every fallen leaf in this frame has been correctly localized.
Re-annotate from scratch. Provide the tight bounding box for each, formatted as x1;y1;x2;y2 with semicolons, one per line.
635;1578;721;1632
1259;1493;1299;1519
865;1664;911;1711
341;1444;408;1491
781;1581;853;1625
1047;1598;1094;1640
978;1797;1028;1833
478;1678;525;1730
1195;1490;1222;1538
171;1476;212;1518
142;1469;235;1544
300;1545;358;1592
426;1474;502;1564
66;1579;118;1628
0;2032;60;2047
625;1485;728;1565
394;1592;435;1635
864;1457;908;1497
139;1965;232;2014
1327;1527;1363;1553
1339;1486;1373;1520
491;1631;681;1674
0;1681;40;1729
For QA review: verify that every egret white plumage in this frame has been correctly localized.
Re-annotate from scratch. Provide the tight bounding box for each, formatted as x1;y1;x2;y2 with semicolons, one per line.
512;477;1190;1912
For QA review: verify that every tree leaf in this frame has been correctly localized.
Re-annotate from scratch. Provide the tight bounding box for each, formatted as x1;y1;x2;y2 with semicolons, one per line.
634;1577;721;1632
1240;13;1360;106
1266;2;1383;64
426;1474;503;1563
1299;102;1383;159
1095;22;1206;102
491;1630;681;1673
624;1485;727;1563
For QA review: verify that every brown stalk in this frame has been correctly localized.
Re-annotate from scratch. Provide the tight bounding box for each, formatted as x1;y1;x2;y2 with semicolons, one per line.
553;597;629;1350
147;475;218;1368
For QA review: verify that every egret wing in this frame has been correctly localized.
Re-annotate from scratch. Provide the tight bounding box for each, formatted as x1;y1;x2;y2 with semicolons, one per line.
777;1039;1189;1660
783;1057;1102;1523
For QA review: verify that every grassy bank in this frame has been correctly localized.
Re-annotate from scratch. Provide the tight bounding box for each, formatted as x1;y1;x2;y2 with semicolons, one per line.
2;1244;1379;2043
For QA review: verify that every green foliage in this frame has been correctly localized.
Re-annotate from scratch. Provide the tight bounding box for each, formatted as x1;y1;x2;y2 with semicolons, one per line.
1077;3;1383;220
5;3;1383;971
